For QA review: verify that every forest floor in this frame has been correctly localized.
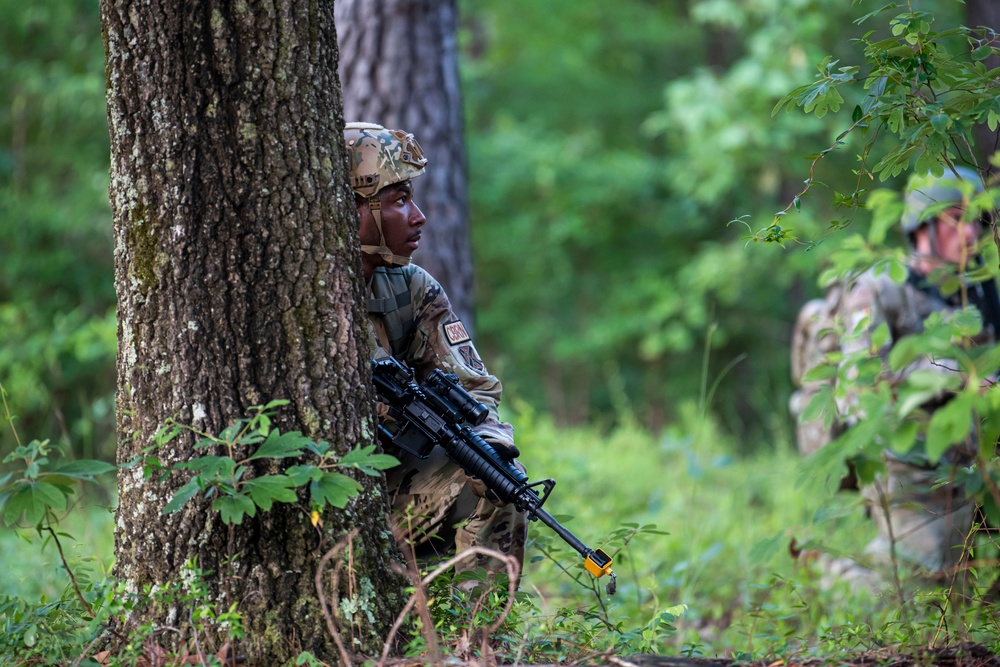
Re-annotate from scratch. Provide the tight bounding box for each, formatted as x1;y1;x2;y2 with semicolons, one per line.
590;643;1000;667
456;642;1000;667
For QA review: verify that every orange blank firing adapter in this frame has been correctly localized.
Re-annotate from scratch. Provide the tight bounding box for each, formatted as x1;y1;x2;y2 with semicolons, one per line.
584;548;617;595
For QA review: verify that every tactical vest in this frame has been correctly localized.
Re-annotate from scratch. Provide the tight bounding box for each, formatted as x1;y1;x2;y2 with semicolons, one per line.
368;266;415;357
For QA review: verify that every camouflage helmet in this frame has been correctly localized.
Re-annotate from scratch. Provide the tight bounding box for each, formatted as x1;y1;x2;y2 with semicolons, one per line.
344;122;427;199
901;166;983;235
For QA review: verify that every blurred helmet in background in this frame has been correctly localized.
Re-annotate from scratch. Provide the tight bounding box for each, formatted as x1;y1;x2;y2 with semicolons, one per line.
901;165;983;236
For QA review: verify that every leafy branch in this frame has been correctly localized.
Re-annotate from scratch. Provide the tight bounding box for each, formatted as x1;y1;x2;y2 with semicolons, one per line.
744;3;1000;246
151;400;399;525
0;383;118;629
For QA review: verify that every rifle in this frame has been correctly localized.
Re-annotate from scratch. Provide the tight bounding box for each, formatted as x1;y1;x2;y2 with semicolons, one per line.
371;356;616;594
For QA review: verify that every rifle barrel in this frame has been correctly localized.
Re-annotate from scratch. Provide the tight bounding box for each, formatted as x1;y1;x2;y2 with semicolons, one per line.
531;506;589;558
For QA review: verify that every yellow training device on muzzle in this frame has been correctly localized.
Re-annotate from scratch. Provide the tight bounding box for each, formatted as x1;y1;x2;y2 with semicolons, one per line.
584;548;617;594
584;548;613;578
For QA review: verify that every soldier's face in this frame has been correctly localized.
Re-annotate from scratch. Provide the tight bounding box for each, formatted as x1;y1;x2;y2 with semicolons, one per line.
358;181;426;260
933;206;981;264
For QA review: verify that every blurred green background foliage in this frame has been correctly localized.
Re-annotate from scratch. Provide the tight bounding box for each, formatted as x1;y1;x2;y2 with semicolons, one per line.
1;0;115;460
461;0;959;441
0;0;973;462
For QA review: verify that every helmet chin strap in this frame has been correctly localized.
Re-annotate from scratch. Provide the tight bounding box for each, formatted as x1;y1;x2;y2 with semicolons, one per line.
360;198;412;266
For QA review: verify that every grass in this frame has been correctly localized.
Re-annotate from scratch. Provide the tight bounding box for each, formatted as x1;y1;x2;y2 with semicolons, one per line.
0;501;114;604
2;401;999;663
507;399;1000;658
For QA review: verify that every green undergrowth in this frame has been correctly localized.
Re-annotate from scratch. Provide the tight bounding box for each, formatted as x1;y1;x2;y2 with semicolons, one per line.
2;401;999;663
0;502;114;604
506;399;1000;660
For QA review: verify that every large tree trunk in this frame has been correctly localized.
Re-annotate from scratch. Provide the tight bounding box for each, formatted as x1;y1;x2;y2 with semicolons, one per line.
336;0;475;328
103;0;403;662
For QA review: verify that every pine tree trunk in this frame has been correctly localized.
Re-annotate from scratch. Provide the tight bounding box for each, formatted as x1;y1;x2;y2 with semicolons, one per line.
102;0;404;661
336;0;475;329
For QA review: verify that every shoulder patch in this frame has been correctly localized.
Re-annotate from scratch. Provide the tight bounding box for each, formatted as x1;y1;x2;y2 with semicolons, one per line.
458;345;486;373
444;320;471;346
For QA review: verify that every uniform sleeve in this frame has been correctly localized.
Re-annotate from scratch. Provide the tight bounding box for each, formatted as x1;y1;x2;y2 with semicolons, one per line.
835;275;883;423
403;267;516;449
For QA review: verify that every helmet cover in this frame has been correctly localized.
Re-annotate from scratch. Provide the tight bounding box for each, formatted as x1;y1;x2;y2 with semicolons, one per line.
901;165;983;234
344;122;427;198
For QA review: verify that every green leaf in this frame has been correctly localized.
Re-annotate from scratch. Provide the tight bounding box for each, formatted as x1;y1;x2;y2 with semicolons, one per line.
36;481;69;512
971;45;994;61
243;475;299;511
353;454;400;475
248;430;312;461
255;413;272;435
219;423;244;443
175;456;236;479
971;345;1000;379
801;384;836;424
2;481;67;526
285;465;323;486
929;113;949;134
213;494;257;525
163;477;203;515
870;322;891;351
38;475;78;494
887;336;923;371
260;399;291;411
887;260;908;284
154;424;183;446
310;473;363;509
54;459;117;479
889;420;919;454
925;398;972;463
802;363;836;383
306;440;331;456
194;436;220;450
896;370;962;416
337;445;400;475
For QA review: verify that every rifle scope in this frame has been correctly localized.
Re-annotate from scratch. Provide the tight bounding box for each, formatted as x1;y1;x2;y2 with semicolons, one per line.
425;370;489;426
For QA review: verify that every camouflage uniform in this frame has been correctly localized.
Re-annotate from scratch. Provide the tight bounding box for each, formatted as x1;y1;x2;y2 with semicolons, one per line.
789;285;846;458
837;268;993;574
346;121;527;578
792;168;998;585
367;263;528;577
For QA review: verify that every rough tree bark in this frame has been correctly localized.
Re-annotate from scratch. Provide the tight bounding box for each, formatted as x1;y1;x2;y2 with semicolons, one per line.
336;0;475;328
102;0;403;662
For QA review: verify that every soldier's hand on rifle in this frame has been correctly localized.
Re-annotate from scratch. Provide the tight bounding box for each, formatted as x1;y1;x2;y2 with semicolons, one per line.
483;437;519;460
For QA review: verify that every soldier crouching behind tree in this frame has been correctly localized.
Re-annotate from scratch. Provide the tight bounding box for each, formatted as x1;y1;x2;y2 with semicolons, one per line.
344;122;527;583
792;166;1000;592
